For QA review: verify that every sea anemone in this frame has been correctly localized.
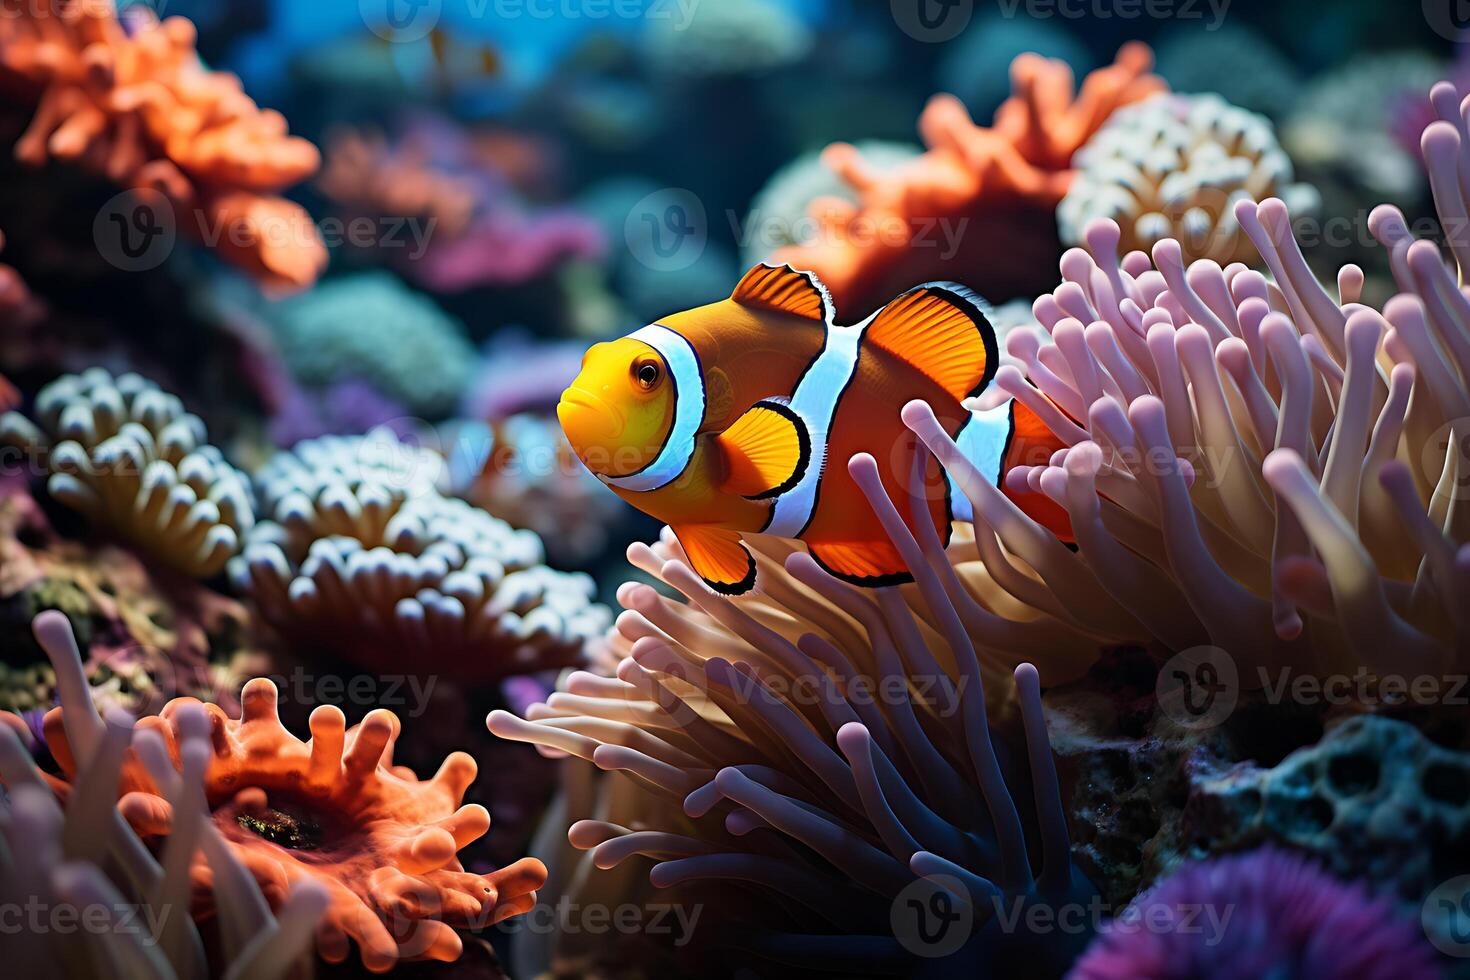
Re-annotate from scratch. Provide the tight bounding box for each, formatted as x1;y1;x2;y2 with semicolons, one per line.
1068;847;1440;980
0;368;254;578
232;432;610;685
13;609;549;972
0;615;327;979
0;0;325;289
489;447;1096;975
773;44;1166;313
1058;93;1318;266
264;271;477;417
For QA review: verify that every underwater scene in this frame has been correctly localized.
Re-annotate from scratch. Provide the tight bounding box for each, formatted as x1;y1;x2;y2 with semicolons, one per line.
0;0;1468;977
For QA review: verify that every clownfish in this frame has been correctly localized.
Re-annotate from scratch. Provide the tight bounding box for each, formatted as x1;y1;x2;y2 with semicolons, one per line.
558;264;1069;594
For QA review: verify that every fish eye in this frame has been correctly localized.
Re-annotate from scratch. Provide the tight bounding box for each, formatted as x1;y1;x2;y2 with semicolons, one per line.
634;360;661;390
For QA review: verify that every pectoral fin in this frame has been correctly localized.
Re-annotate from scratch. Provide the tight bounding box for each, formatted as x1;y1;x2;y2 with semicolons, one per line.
671;524;758;595
715;401;809;499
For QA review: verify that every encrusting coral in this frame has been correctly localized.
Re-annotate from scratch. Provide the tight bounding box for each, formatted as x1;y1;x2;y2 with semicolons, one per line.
1068;847;1441;980
8;609;548;972
0;368;255;578
490;450;1097;974
0;0;326;289
0;613;328;979
772;44;1166;313
232;432;610;686
1058;93;1318;266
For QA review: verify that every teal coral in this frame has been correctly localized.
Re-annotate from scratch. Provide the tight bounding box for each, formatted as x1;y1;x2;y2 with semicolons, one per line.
266;272;477;417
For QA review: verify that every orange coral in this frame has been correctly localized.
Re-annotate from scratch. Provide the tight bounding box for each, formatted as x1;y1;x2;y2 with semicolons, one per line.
773;43;1165;316
318;125;480;239
0;1;325;289
25;612;545;972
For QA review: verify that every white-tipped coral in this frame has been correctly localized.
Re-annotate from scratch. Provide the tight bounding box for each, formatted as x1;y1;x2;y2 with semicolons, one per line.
232;433;610;684
0;368;253;577
0;612;328;979
489;453;1094;973
1059;93;1317;266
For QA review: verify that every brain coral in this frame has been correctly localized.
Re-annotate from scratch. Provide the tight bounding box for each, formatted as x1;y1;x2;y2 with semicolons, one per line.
773;44;1166;313
0;0;325;289
1069;846;1440;980
11;609;546;972
491;452;1096;975
0;368;254;578
0;620;327;979
265;271;476;417
232;432;609;685
1058;93;1318;266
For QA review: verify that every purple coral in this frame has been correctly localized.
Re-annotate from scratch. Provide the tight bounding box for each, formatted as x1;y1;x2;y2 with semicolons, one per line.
1069;847;1441;980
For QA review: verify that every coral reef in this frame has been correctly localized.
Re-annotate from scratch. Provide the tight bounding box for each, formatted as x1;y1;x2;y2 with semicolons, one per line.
1284;51;1445;204
1153;25;1300;120
0;368;254;577
1058;94;1317;266
740;139;920;267
773;44;1166;313
1069;847;1441;980
316;117;603;292
9;609;548;972
0;0;325;289
643;0;812;78
444;415;623;567
233;432;609;686
264;271;477;417
490;450;1097;975
0;624;327;978
937;17;1092;120
0;485;265;717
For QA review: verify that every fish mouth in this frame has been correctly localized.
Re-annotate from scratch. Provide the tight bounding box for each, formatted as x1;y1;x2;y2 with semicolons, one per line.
559;386;623;426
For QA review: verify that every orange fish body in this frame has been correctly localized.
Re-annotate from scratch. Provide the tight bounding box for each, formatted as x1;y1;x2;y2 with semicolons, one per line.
559;264;1067;594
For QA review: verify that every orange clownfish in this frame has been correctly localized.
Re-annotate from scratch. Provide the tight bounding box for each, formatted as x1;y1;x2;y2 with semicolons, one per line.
558;264;1069;594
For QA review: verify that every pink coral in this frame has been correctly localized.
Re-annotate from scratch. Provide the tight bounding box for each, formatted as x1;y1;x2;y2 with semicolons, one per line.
18;610;547;973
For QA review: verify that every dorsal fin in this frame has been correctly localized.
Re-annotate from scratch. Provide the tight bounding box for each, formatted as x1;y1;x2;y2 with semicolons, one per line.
863;282;997;401
731;264;833;323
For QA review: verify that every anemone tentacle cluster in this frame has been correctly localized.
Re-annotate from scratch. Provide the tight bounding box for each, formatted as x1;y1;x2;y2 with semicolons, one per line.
1069;847;1441;980
9;610;548;972
1058;93;1318;266
233;431;609;684
932;175;1467;674
0;612;327;979
491;452;1096;973
0;368;254;578
773;44;1166;312
0;0;325;289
